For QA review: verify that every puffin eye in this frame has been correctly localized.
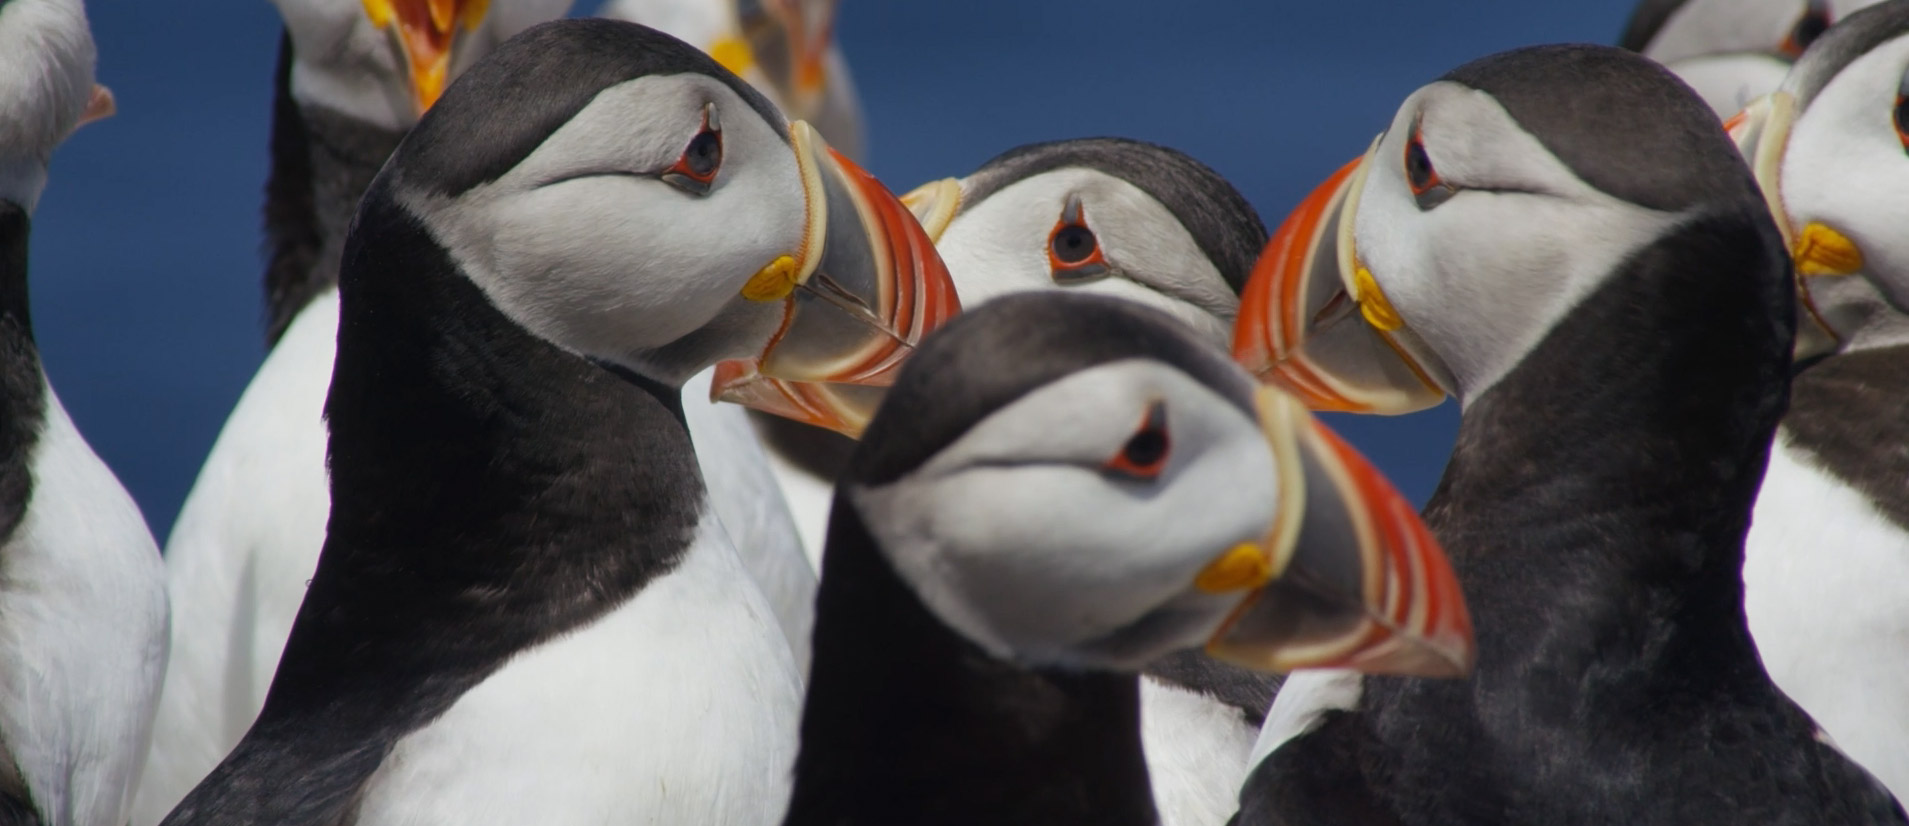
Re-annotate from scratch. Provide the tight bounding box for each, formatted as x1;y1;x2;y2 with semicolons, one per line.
663;105;723;195
1781;1;1831;57
1048;196;1111;285
1404;126;1454;210
1104;402;1170;480
1895;94;1908;152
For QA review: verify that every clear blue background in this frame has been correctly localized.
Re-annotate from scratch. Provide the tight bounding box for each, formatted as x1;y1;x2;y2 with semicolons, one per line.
34;1;1636;538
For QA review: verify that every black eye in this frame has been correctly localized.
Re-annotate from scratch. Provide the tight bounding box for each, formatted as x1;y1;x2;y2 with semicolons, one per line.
1783;2;1831;56
1895;94;1908;151
1403;128;1454;210
1048;196;1111;284
663;106;724;195
1105;402;1170;479
1052;224;1096;264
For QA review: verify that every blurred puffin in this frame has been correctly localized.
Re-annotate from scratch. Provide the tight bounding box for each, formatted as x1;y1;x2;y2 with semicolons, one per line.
135;3;572;820
162;19;954;825
1621;0;1881;115
0;2;168;825
599;0;864;159
1231;44;1906;823
145;0;853;816
718;138;1274;825
783;291;1473;826
1729;0;1909;801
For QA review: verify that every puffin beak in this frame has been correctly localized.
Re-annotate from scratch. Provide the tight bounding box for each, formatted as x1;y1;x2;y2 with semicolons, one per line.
714;121;962;436
718;0;836;115
1728;92;1857;359
75;84;115;128
1232;145;1450;414
1199;388;1474;677
361;0;488;114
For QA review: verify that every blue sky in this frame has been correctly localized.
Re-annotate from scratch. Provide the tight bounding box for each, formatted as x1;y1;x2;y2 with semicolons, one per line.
34;1;1636;536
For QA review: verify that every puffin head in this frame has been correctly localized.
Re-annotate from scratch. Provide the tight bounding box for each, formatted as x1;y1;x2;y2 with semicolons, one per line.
602;0;864;158
0;0;114;212
1729;0;1909;355
272;0;573;130
1235;44;1772;411
1622;0;1872;115
714;138;1265;435
367;19;955;407
838;292;1474;676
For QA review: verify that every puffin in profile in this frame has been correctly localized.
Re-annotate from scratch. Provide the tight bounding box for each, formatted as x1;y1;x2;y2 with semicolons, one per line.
1232;44;1905;823
785;291;1473;826
722;138;1276;826
138;3;573;820
162;18;955;826
1728;0;1909;800
0;2;169;825
1621;0;1878;115
599;0;865;159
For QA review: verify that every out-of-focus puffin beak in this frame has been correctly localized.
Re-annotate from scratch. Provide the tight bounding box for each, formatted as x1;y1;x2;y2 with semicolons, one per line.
718;0;835;116
714;121;961;435
1233;145;1449;414
361;0;488;113
76;84;115;128
1198;387;1474;677
1727;92;1861;360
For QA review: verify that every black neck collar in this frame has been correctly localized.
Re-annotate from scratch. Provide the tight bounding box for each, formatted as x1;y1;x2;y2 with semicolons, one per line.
784;500;1158;826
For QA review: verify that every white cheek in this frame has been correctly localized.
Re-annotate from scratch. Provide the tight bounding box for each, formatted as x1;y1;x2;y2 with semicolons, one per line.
1782;39;1909;306
938;206;1052;308
1647;0;1800;63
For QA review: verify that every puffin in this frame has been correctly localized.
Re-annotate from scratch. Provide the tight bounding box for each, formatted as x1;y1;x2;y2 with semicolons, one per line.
1229;44;1906;823
599;0;864;159
784;291;1474;826
0;2;169;825
719;138;1276;826
1621;0;1880;115
161;18;956;826
135;3;573;820
1728;0;1909;801
144;0;850;815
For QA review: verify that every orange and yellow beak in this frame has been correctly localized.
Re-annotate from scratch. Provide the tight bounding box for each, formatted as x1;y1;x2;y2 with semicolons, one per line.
1198;388;1474;677
718;0;836;116
713;121;961;434
76;84;115;129
1726;91;1867;359
361;0;489;113
1233;147;1449;415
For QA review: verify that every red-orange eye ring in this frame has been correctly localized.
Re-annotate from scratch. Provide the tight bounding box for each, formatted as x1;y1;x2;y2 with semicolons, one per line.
663;104;723;195
1403;123;1456;210
1048;195;1111;285
1894;94;1908;151
1104;401;1170;479
1780;0;1831;58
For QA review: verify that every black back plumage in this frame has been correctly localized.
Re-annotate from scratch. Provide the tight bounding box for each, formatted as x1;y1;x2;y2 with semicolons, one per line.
1784;346;1909;530
787;293;1257;826
0;203;48;826
1238;46;1905;826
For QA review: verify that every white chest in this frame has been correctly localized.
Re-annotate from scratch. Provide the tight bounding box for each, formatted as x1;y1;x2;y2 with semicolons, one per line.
354;520;804;826
1745;435;1909;801
1140;677;1259;826
0;388;168;826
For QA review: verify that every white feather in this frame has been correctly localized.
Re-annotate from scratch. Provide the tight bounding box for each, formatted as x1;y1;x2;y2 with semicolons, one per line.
355;515;802;826
0;387;168;826
1247;669;1362;770
1745;435;1909;801
1140;677;1259;826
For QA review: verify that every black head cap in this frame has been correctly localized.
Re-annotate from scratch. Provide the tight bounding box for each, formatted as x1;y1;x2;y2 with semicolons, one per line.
847;291;1256;487
391;18;788;197
959;138;1268;295
1787;0;1909;109
1619;0;1693;52
1441;44;1761;213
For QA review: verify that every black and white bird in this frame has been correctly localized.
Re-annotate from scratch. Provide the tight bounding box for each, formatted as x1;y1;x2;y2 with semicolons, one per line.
720;138;1276;826
1729;0;1909;801
783;291;1473;826
136;3;572;821
0;2;169;825
1622;0;1881;115
599;0;865;160
1232;44;1906;824
160;18;955;826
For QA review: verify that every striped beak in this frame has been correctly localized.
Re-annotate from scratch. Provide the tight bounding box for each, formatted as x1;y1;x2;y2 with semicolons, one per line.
361;0;488;113
1727;92;1861;360
1199;388;1474;677
1233;147;1450;415
713;121;961;435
